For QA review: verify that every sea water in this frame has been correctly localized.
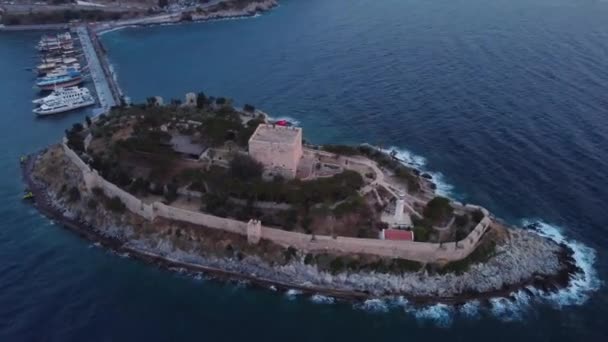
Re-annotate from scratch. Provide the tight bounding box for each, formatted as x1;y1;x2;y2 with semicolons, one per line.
1;0;607;340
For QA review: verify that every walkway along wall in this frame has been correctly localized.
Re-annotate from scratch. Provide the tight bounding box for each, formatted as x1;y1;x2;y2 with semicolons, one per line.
61;143;491;263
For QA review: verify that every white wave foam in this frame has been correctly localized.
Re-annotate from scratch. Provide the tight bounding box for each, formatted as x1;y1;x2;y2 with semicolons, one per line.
97;25;133;36
521;220;601;307
285;289;302;299
489;297;527;321
409;304;453;327
310;294;335;304
382;146;455;197
354;299;389;313
459;300;481;318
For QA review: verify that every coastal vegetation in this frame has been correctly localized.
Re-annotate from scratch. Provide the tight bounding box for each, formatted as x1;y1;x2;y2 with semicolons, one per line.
82;98;380;238
1;10;142;26
321;144;421;192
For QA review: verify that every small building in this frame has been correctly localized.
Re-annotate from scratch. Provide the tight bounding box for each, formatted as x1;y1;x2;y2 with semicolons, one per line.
380;229;414;241
170;134;207;160
248;124;303;179
380;193;412;228
184;92;197;107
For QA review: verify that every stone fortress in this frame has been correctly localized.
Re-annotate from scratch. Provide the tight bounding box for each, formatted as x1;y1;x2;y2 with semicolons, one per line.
59;115;494;263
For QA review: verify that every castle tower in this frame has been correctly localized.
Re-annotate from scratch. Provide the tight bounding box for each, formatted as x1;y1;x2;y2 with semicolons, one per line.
247;219;262;244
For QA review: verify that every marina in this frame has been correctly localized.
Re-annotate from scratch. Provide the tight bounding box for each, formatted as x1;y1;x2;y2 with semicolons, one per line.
29;26;121;117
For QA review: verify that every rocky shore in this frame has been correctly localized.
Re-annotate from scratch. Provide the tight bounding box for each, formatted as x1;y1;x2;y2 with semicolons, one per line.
23;146;581;305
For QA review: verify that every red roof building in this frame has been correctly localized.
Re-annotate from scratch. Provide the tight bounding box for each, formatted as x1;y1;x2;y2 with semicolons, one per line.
381;229;414;241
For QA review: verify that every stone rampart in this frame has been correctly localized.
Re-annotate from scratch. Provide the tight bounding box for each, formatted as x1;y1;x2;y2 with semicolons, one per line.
153;202;247;235
61;143;491;263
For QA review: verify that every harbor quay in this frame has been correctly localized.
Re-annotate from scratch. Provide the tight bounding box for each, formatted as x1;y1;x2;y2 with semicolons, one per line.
76;25;117;115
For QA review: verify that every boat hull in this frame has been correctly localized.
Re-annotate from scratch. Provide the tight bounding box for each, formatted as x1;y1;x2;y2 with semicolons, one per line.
34;99;95;116
37;78;83;91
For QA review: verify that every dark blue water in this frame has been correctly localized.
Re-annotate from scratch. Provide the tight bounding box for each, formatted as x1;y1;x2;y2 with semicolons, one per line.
2;0;608;340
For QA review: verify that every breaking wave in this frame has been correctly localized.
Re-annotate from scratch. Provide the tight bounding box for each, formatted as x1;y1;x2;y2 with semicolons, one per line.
285;289;303;300
521;219;601;307
381;146;455;197
408;303;453;327
354;299;389;313
310;294;335;305
348;219;599;325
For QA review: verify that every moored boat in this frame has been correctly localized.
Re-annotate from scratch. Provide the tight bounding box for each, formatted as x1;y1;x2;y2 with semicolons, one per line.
33;86;95;116
36;69;83;90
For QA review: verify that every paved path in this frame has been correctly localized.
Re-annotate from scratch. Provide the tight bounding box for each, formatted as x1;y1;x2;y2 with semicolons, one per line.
76;25;116;114
309;148;425;218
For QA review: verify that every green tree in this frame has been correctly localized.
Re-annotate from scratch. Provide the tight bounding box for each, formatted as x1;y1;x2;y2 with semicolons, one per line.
423;196;453;225
243;104;255;113
413;226;431;242
196;92;208;109
229;155;263;181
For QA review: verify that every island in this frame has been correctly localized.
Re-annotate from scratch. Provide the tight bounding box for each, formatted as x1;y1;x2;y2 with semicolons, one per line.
23;92;580;303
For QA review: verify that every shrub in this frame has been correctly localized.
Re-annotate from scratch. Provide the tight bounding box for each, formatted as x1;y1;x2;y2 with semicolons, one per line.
229;154;263;181
164;182;179;204
196;92;208;109
413;226;431;242
329;257;346;274
243;104;255;112
92;187;104;197
321;144;360;156
105;196;126;213
423;196;453;225
68;187;81;202
389;259;421;273
283;246;297;261
333;195;366;218
279;209;298;231
471;209;485;224
87;198;98;209
454;214;469;227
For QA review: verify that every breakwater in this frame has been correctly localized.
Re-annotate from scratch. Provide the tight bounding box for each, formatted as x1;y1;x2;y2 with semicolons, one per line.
76;25;120;114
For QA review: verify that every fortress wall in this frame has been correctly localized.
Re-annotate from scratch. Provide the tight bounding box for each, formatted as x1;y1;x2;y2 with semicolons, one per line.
61;143;491;263
62;141;91;173
153;202;247;235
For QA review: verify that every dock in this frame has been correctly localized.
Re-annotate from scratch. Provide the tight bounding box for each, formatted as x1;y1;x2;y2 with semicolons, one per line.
76;25;120;116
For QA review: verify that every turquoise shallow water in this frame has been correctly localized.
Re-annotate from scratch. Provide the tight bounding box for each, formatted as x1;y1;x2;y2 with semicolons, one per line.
2;0;608;340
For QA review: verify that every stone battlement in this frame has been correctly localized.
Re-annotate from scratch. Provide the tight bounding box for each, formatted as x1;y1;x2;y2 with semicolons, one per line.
61;142;491;263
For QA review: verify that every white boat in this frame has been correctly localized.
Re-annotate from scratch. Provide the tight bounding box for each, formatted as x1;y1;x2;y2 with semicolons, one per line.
33;87;95;115
42;64;82;78
33;86;84;104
